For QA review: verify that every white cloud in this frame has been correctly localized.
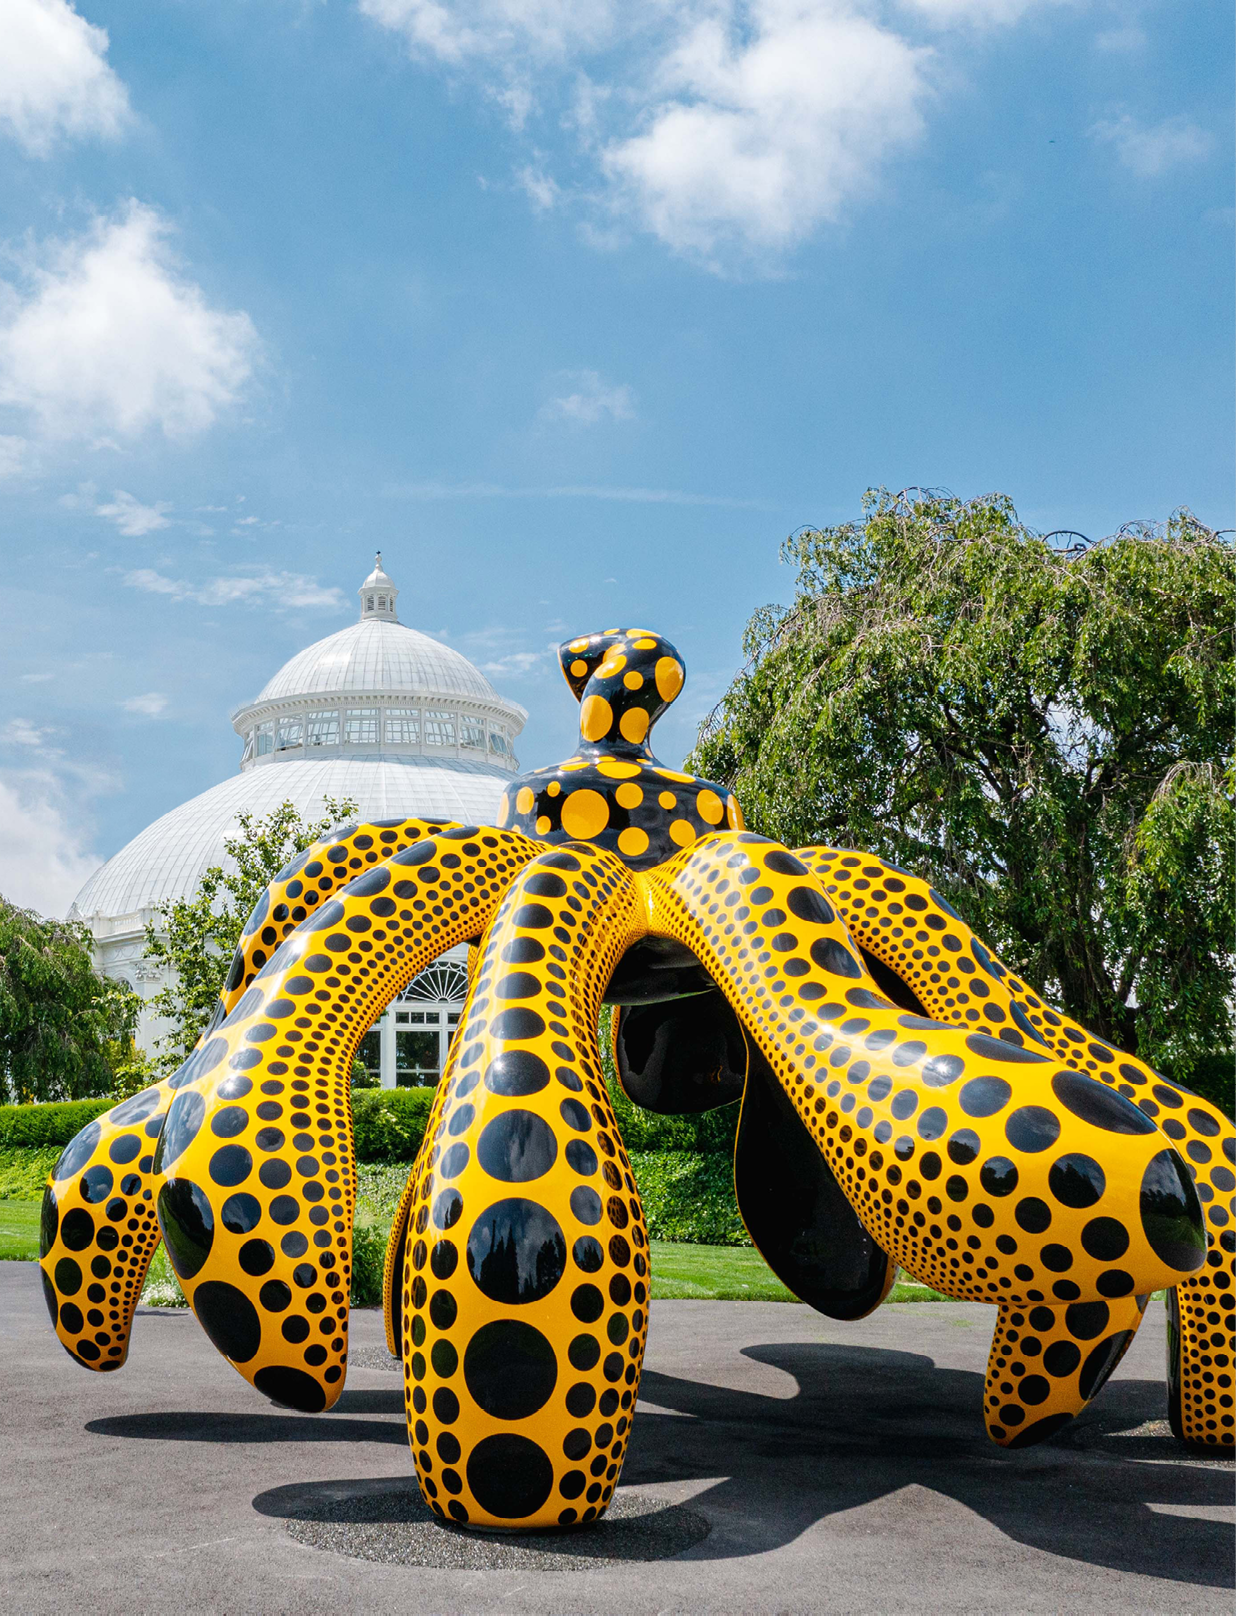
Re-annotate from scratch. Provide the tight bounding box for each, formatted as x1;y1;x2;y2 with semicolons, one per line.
122;566;345;610
602;3;930;260
0;200;258;444
0;435;28;478
1093;23;1145;53
896;0;1070;24
1;718;53;747
19;672;54;683
0;773;103;916
541;369;636;425
366;0;1082;266
358;0;629;68
121;691;167;716
0;0;131;157
95;489;171;536
1089;112;1212;179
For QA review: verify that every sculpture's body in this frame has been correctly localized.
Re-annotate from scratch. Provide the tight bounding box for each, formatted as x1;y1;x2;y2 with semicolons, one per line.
40;629;1233;1530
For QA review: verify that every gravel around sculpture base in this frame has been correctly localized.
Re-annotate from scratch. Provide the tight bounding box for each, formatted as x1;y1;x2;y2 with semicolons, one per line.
39;627;1234;1532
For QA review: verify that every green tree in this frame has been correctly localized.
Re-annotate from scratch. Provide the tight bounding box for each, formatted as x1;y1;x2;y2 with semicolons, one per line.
692;490;1234;1090
144;797;358;1074
0;900;140;1103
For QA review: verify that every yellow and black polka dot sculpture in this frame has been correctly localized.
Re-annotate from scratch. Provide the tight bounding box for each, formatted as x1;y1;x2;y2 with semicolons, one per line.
40;628;1233;1531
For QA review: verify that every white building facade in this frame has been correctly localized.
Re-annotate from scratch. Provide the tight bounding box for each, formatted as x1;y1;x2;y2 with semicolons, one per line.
70;557;526;1088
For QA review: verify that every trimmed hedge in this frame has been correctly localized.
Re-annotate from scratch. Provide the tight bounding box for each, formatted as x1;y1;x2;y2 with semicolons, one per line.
629;1151;748;1246
0;1097;113;1149
0;1145;61;1200
350;1086;434;1164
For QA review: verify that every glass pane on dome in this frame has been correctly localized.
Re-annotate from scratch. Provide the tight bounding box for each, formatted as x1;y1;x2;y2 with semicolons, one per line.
277;719;303;749
256;724;273;757
424;711;456;746
385;708;419;744
461;717;484;749
488;731;507;754
345;709;379;744
306;713;339;746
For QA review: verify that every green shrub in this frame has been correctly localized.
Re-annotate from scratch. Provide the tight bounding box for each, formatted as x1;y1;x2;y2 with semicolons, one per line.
0;1097;114;1150
140;1244;187;1307
351;1220;388;1307
350;1086;434;1163
0;1146;61;1200
630;1151;749;1246
356;1161;414;1222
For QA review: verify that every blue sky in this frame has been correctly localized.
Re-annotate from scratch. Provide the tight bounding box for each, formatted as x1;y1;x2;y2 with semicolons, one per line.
0;0;1231;914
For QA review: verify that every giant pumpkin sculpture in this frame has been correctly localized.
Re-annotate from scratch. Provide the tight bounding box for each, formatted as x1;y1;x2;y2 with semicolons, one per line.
39;629;1233;1530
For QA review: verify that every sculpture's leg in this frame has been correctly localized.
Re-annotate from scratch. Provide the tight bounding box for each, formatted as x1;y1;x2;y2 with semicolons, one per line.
985;1293;1146;1446
641;832;1207;1446
403;844;648;1530
141;825;538;1412
38;816;464;1376
38;1082;175;1370
795;845;1235;1450
382;1176;417;1360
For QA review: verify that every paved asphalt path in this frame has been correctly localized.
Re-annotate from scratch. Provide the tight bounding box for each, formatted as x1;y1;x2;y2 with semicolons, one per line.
0;1262;1230;1614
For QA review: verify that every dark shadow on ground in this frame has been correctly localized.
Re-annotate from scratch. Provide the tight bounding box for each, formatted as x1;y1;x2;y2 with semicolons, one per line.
85;1411;408;1447
623;1341;1233;1584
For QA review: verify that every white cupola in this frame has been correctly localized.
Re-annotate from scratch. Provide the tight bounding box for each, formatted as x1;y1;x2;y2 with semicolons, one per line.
359;552;399;621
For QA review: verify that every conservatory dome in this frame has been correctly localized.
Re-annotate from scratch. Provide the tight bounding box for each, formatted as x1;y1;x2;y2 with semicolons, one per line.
71;555;528;1071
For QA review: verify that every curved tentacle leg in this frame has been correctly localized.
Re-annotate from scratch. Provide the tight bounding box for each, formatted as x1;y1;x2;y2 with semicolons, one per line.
382;1175;418;1360
641;832;1207;1446
735;1035;895;1319
795;845;1235;1450
985;1293;1147;1446
38;1082;174;1369
147;825;538;1412
38;816;461;1375
404;844;648;1530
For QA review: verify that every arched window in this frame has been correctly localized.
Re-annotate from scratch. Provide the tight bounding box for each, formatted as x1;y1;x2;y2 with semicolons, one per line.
378;596;386;610
366;594;375;610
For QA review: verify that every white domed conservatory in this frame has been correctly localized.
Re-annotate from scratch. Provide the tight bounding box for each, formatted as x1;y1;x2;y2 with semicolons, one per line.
71;557;526;1087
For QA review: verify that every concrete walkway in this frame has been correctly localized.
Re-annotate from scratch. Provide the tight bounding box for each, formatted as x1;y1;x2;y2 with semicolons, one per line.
0;1262;1229;1614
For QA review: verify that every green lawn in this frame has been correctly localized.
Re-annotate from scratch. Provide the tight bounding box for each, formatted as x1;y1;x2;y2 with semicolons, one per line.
0;1201;41;1261
648;1240;947;1303
0;1200;947;1304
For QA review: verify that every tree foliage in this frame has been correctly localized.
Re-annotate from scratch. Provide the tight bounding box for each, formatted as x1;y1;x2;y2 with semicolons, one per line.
144;797;358;1073
692;490;1234;1086
0;901;140;1104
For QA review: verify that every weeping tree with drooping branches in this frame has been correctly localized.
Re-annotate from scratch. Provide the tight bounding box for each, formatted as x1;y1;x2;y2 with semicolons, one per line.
691;489;1234;1104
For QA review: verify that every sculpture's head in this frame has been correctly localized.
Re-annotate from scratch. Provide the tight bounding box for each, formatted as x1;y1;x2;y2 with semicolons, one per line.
557;628;685;752
496;627;742;869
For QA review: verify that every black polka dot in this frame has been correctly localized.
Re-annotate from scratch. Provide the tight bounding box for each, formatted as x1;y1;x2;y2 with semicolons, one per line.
1004;1107;1061;1154
209;1145;253;1186
53;1257;82;1295
254;1365;326;1412
467;1433;554;1519
1043;1340;1081;1377
485;1051;550;1096
78;1165;113;1203
476;1112;558;1183
959;1077;1011;1118
239;1239;275;1275
979;1157;1018;1197
1051;1070;1157;1134
1047;1154;1106;1209
566;1140;598;1176
570;1187;603;1225
572;1235;603;1271
159;1091;205;1169
489;1008;546;1041
1139;1150;1205;1272
1014;1197;1051;1233
463;1320;558;1420
210;1106;248;1138
1078;1332;1134;1400
560;1098;591;1132
193;1280;261;1363
1080;1217;1129;1261
157;1179;214;1278
964;1033;1049;1064
433;1189;463;1229
1064;1300;1109;1340
570;1283;604;1322
466;1199;566;1304
809;938;862;978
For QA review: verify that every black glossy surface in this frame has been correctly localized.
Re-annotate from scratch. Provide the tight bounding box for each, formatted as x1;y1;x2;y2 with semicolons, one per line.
734;1043;891;1321
613;989;746;1115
